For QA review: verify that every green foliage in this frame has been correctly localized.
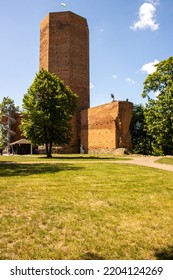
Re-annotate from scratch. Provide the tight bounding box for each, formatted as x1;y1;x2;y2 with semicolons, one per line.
20;69;78;157
0;125;7;148
142;57;173;155
130;104;152;154
0;96;19;116
142;57;173;99
0;97;19;148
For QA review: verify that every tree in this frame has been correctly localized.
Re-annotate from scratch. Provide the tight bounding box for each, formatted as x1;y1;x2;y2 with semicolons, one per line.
130;104;152;154
0;97;19;152
142;57;173;155
0;125;6;149
20;69;78;157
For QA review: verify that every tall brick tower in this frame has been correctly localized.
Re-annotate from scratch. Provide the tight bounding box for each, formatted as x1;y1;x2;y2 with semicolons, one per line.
40;12;90;152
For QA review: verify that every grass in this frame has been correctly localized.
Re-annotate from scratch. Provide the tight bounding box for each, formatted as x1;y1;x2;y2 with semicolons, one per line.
156;157;173;166
0;154;131;163
0;155;173;260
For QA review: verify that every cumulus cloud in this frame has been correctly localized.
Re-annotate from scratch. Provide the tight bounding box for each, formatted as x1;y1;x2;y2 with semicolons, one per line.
148;0;160;5
90;83;94;89
141;59;159;74
125;77;135;85
130;2;159;31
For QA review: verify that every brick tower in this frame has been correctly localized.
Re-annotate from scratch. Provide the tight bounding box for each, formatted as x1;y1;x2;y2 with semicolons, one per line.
40;12;90;152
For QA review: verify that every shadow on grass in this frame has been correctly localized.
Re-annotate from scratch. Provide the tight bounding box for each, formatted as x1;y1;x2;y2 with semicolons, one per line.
81;251;105;260
155;246;173;260
37;156;131;161
0;162;83;177
37;156;106;160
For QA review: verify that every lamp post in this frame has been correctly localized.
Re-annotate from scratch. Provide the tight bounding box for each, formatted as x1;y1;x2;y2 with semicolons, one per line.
111;93;115;101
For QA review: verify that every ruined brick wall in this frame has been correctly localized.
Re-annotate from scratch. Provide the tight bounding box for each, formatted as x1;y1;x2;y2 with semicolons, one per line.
81;101;133;153
13;113;23;141
40;12;90;152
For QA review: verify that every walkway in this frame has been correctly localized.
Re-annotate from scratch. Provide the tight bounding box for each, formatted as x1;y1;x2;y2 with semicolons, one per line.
119;156;173;172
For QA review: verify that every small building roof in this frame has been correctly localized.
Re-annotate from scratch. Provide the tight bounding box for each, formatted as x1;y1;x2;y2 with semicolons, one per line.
10;138;31;145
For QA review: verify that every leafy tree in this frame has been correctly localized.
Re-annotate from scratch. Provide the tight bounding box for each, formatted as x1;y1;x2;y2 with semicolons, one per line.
20;69;78;157
0;96;19;116
130;104;152;154
0;97;19;150
142;57;173;155
0;125;6;149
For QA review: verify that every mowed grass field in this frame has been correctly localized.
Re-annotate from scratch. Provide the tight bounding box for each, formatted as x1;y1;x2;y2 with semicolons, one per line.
0;155;173;260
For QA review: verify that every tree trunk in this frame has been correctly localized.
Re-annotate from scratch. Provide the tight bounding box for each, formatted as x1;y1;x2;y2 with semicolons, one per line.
46;142;52;158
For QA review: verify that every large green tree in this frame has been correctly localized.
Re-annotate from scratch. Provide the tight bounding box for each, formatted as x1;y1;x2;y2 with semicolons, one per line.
20;69;78;157
130;104;152;155
142;57;173;155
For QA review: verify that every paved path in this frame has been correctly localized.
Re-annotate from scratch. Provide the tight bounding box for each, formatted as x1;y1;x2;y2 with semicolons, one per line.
118;156;173;172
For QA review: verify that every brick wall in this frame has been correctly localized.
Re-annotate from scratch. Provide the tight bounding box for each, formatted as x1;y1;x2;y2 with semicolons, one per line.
40;12;90;153
13;113;23;141
40;16;49;70
81;101;133;153
39;12;133;155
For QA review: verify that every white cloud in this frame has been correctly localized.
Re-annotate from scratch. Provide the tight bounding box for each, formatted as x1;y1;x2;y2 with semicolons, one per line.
130;2;159;31
126;77;135;85
148;0;160;5
112;74;118;80
90;83;94;89
60;3;67;8
141;59;159;74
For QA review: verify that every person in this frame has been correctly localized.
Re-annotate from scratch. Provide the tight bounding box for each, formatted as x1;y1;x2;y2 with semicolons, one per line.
80;144;85;154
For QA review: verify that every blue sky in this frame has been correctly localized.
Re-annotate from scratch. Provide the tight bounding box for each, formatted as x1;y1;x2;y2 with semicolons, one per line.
0;0;172;108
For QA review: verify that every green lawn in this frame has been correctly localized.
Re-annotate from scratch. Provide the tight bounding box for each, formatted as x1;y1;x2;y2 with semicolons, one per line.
0;155;173;260
156;157;173;166
0;154;131;163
